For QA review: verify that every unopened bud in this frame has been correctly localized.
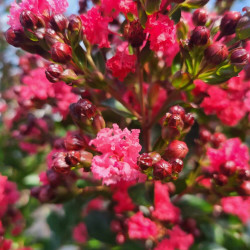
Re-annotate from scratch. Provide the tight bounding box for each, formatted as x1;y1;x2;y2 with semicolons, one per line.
45;64;64;83
213;174;228;186
169;105;185;120
220;161;236;176
92;114;106;132
204;43;228;65
168;114;184;131
238;169;250;181
165;140;188;159
45;28;64;46
153;159;172;180
124;20;145;48
220;11;241;36
137;153;153;170
73;99;97;119
116;233;125;245
238;181;250;196
30;186;41;199
51;42;72;63
148;152;161;164
5;28;25;47
38;185;55;203
199;128;211;143
46;169;62;187
236;8;250;40
230;48;249;66
184;113;195;128
211;132;226;148
192;9;208;26
52;152;71;174
50;14;68;32
189;26;210;46
68;15;82;33
20;10;38;29
64;132;88;151
60;69;78;83
111;220;122;233
171;158;184;173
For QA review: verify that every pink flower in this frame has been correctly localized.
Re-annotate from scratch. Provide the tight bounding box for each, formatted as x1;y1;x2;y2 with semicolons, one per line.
155;226;194;250
90;124;146;185
221;196;250;223
165;42;180;67
106;43;136;81
207;138;249;173
112;182;135;213
152;181;180;223
127;212;158;239
83;197;105;216
0;238;12;250
144;13;176;53
119;0;137;17
8;0;68;30
73;222;88;244
101;0;120;17
81;7;112;48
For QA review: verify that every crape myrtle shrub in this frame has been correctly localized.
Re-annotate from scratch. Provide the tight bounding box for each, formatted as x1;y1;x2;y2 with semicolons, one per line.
1;0;250;249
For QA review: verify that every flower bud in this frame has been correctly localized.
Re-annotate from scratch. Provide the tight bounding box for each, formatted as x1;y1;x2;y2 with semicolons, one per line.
169;105;185;120
45;64;64;83
137;153;153;170
184;113;195;128
211;132;226;148
72;99;97;120
165;140;188;159
52;152;71;174
153;160;172;180
220;11;241;36
20;10;38;29
45;28;64;46
199;128;211;143
238;169;250;181
189;26;210;46
51;42;72;63
65;151;80;166
124;20;145;48
68;15;82;33
213;174;228;186
34;27;46;40
64;132;88;151
38;185;55;203
5;28;26;47
171;158;184;173
204;43;228;65
230;48;249;66
60;69;78;83
236;8;250;40
220;161;236;176
192;9;208;26
238;181;250;196
111;220;122;233
46;169;62;187
116;233;125;245
92;114;106;132
30;186;41;199
148;152;161;164
50;14;68;32
168;114;184;131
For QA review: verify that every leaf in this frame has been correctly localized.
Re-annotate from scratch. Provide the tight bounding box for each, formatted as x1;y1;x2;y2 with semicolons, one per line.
145;0;161;15
172;8;181;24
128;182;154;207
140;42;154;65
177;194;213;218
195;242;227;250
101;98;135;118
84;211;116;244
172;71;191;89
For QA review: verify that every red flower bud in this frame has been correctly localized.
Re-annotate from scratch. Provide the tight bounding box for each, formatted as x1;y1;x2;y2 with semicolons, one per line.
238;169;250;181
220;11;241;36
71;99;97;120
184;113;195;128
230;48;249;66
51;42;72;63
20;10;38;29
153;160;172;180
137;153;153;170
220;161;236;176
124;20;145;47
5;28;26;47
45;28;64;46
52;152;71;174
213;174;228;186
189;26;210;46
211;132;226;148
68;15;82;33
65;151;81;166
30;186;41;199
165;140;188;159
171;158;184;173
238;181;250;196
116;233;126;245
64;132;88;151
50;14;68;32
148;152;161;164
168;114;184;131
46;169;62;187
45;64;64;83
199;128;212;143
92;114;106;132
204;43;228;65
111;220;122;232
169;105;185;120
192;9;208;26
38;185;55;203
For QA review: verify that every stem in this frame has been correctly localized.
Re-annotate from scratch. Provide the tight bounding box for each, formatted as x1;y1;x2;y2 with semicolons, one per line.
168;4;180;17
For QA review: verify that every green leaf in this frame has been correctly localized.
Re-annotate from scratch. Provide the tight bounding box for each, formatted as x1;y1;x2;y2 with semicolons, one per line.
195;242;227;250
177;194;213;218
101;98;136;118
172;71;191;89
72;45;86;70
140;42;154;65
145;0;161;15
172;8;181;24
128;182;154;207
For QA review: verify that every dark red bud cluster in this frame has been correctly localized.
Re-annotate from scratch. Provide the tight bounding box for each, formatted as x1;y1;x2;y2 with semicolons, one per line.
189;26;210;47
220;11;241;36
213;173;228;186
204;43;228;65
45;64;64;83
192;9;208;26
51;42;72;63
230;48;249;66
162;105;194;140
124;20;145;48
137;152;161;171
